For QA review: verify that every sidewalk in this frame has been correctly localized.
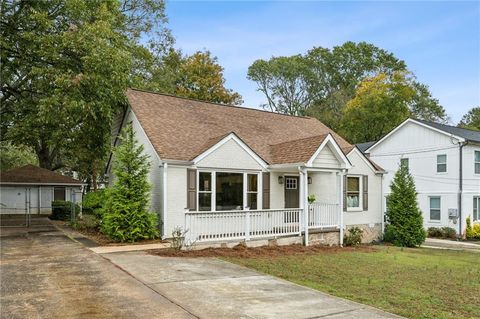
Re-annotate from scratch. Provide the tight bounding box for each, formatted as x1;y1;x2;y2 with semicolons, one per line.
422;238;480;252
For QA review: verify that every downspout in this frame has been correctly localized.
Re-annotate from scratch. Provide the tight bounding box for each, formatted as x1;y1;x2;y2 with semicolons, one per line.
458;141;466;236
380;173;385;235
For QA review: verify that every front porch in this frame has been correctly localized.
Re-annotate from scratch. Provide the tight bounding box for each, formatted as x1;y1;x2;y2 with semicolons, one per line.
184;168;345;246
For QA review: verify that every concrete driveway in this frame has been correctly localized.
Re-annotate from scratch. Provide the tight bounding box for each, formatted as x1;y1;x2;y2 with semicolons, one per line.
103;251;403;319
0;223;194;319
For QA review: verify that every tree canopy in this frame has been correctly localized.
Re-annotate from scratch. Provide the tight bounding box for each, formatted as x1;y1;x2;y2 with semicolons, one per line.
1;0;241;187
458;107;480;131
247;41;447;137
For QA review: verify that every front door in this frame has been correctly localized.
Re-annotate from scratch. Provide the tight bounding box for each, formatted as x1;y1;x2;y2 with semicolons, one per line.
284;176;299;208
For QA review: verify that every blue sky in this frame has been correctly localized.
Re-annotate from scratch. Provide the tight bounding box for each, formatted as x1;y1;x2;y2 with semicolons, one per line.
166;1;480;123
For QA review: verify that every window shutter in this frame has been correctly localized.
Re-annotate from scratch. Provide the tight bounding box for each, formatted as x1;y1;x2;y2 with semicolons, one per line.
187;169;197;211
343;175;347;212
262;172;270;209
363;175;368;211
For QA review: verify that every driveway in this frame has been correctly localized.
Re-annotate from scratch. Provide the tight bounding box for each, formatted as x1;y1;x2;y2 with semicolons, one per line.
103;251;403;319
0;223;194;319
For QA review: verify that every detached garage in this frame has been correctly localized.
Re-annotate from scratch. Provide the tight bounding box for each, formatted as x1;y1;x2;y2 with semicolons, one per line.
0;165;84;215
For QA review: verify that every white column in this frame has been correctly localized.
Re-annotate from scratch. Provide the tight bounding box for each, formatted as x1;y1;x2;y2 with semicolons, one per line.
299;167;309;246
338;171;345;246
162;163;168;239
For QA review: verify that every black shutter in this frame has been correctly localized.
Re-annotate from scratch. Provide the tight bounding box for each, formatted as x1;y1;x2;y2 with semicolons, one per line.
343;175;347;212
187;169;197;211
363;175;368;211
262;172;270;209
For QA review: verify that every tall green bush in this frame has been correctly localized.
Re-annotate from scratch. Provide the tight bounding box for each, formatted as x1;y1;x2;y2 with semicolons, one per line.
101;124;158;242
82;190;105;217
384;163;426;247
51;200;80;221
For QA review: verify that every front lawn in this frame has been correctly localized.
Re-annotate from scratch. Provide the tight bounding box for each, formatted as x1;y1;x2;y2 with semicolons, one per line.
225;246;480;319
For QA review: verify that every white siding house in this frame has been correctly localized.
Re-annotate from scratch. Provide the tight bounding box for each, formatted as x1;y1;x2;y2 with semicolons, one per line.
107;89;386;246
364;119;480;235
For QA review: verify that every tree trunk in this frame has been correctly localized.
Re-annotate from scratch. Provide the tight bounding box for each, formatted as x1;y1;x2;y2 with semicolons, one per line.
37;147;54;170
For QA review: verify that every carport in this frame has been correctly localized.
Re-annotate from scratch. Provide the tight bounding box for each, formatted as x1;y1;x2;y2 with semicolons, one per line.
0;165;84;226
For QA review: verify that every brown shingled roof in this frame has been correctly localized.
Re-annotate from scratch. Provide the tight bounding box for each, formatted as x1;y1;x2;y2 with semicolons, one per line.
0;165;83;185
126;89;353;165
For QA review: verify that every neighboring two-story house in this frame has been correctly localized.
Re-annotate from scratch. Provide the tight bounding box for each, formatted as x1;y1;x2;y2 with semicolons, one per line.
361;118;480;235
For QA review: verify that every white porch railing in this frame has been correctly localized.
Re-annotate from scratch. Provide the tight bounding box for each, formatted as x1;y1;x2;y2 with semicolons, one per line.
308;202;340;229
184;208;302;244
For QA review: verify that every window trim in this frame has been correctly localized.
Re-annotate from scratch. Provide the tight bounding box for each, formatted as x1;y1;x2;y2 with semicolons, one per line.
400;158;409;170
429;196;441;222
196;170;261;212
197;172;213;211
474;151;480;175
346;175;363;212
436;154;447;174
474;196;480;222
246;173;258;210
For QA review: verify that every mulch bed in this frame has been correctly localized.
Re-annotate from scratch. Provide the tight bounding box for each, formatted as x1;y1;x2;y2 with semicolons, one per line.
148;243;376;259
51;220;168;246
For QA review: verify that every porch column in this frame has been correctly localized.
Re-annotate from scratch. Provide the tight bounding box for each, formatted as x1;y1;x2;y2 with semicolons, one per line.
299;167;309;246
337;171;345;246
162;163;168;239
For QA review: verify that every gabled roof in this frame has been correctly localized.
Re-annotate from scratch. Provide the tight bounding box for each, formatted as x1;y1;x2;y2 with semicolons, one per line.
126;89;353;165
415;119;480;143
0;165;83;185
356;141;376;153
269;134;329;164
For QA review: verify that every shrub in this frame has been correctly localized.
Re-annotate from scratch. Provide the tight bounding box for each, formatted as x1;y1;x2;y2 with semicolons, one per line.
82;190;105;217
427;227;443;238
344;227;363;246
427;227;457;239
101;124;159;242
384;163;426;247
171;226;188;250
441;227;457;239
473;224;480;240
51;200;80;221
466;216;474;239
307;194;316;204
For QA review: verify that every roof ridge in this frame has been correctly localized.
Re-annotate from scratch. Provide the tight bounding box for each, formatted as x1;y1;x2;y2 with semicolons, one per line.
128;88;313;120
414;118;479;133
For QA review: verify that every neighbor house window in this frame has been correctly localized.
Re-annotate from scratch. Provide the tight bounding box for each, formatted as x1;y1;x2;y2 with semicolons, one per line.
437;154;447;173
198;172;212;211
475;151;480;174
429;197;441;221
216;172;243;211
346;176;361;209
474;197;480;221
247;174;258;210
400;158;409;170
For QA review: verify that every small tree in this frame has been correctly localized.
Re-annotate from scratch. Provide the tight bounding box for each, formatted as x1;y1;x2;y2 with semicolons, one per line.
384;163;426;247
102;125;158;242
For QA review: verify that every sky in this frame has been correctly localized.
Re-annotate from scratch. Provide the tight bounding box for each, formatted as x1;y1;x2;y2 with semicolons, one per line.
166;1;480;123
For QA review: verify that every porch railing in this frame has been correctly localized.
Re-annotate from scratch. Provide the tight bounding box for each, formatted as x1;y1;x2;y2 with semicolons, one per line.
184;208;302;244
308;202;340;229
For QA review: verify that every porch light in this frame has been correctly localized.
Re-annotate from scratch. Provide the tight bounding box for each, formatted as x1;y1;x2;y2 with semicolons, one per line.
278;176;284;184
308;176;312;184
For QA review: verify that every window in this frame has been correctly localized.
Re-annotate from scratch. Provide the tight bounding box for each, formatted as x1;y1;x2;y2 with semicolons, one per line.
437;154;447;173
216;172;243;211
285;177;297;189
400;158;409;170
346;176;361;209
198;172;212;211
247;174;258;210
475;151;480;174
54;187;65;201
429;197;441;221
474;197;480;221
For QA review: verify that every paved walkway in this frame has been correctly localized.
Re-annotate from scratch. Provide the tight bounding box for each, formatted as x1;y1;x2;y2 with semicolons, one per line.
103;251;403;319
423;238;480;252
0;225;194;319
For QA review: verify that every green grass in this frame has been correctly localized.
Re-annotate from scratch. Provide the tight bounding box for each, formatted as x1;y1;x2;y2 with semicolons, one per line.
225;246;480;319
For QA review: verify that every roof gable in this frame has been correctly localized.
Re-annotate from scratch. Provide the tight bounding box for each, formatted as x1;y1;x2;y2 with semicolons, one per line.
0;165;83;185
193;133;267;169
126;89;352;165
